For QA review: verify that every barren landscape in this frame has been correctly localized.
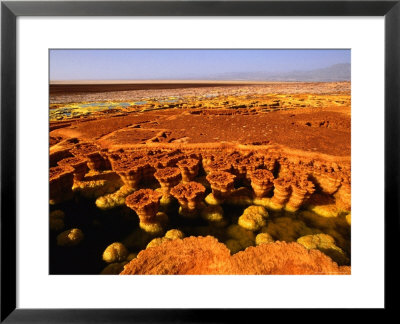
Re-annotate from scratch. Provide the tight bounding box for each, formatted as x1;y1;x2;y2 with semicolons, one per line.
49;81;351;275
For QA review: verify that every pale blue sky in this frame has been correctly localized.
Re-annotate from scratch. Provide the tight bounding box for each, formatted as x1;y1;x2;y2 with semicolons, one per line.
50;49;350;81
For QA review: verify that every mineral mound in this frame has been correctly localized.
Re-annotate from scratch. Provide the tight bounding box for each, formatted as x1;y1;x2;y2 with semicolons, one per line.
120;236;350;275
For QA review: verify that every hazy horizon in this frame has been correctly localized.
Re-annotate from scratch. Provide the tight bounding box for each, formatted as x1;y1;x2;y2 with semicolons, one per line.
50;49;350;82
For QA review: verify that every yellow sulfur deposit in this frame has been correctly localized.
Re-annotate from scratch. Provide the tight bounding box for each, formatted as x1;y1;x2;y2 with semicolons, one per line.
297;233;349;265
225;224;255;253
165;229;185;240
307;203;340;218
96;185;135;210
146;237;168;248
56;228;84;247
205;193;224;206
225;187;253;206
298;210;344;233
139;222;164;235
238;205;269;231
146;229;185;248
346;213;351;225
159;194;175;210
261;217;316;242
50;210;65;231
73;179;121;199
102;242;129;263
253;197;283;211
151;214;167;232
224;239;242;254
255;232;274;245
201;205;227;227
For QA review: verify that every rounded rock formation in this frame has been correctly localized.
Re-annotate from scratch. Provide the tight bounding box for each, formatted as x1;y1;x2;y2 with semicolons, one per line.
102;242;129;263
120;236;350;275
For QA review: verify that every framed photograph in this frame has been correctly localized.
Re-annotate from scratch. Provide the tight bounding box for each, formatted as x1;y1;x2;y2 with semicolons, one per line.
1;0;398;321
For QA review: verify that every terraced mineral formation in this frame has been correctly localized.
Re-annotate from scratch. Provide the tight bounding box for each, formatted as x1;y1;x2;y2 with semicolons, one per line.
154;167;182;198
206;171;236;203
57;156;88;181
270;177;292;209
70;142;110;171
155;150;184;168
50;147;74;167
110;158;147;189
125;189;165;234
312;168;343;195
244;154;266;180
170;181;206;217
249;169;275;198
286;176;315;212
176;158;200;182
205;159;233;174
49;166;74;204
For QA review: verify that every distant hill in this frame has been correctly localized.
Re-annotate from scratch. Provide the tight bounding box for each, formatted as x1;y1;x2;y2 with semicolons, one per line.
210;63;351;82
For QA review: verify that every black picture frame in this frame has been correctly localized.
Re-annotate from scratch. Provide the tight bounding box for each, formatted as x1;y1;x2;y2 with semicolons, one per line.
1;0;399;321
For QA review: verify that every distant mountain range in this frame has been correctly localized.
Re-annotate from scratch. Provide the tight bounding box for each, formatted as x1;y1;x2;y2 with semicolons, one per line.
209;63;351;82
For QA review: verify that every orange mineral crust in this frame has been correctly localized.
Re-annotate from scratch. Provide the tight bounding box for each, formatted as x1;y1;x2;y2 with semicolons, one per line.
176;158;200;182
286;177;315;211
110;158;150;189
57;156;88;180
49;166;74;204
50;83;351;157
120;236;350;275
154;167;182;196
250;169;275;198
49;148;74;167
206;171;236;200
70;142;110;170
271;177;292;206
125;189;162;223
170;181;206;212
